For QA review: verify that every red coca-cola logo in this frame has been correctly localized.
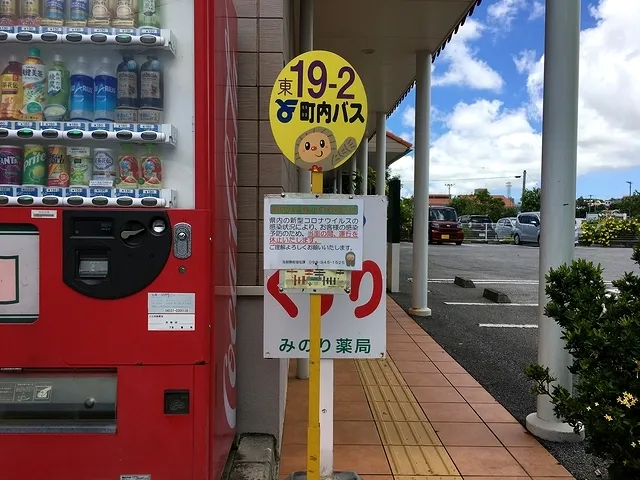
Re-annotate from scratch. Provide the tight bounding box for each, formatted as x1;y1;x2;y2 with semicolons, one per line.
222;7;239;431
266;260;383;318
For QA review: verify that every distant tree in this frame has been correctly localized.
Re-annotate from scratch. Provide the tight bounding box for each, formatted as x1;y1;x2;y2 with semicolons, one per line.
447;189;514;222
611;191;640;218
521;187;541;212
399;196;414;233
449;195;475;216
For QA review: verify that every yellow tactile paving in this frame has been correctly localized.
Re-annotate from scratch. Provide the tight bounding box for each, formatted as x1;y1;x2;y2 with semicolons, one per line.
364;383;416;403
384;445;460;476
370;401;428;422
377;421;441;446
357;359;406;386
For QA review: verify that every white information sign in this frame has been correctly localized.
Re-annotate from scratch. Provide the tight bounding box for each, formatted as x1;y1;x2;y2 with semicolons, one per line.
263;196;387;359
263;195;365;271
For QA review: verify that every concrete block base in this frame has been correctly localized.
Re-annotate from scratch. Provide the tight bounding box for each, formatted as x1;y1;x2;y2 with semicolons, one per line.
525;413;585;443
284;471;362;480
454;276;475;288
483;288;511;303
409;306;432;317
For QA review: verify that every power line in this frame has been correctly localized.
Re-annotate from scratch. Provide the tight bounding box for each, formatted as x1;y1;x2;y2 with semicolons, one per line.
401;174;523;184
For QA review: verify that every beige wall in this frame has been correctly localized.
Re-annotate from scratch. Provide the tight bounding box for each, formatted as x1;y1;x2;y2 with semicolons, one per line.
233;0;297;450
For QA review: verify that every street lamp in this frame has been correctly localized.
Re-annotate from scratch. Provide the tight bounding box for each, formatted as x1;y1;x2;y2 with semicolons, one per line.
626;181;632;197
445;183;455;198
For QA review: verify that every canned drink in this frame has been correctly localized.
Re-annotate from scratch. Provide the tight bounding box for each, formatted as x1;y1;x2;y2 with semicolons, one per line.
116;151;140;188
69;0;88;22
0;145;23;186
140;150;162;188
42;0;64;21
22;144;46;186
0;0;17;20
68;146;92;186
20;0;39;18
93;148;116;182
47;145;69;187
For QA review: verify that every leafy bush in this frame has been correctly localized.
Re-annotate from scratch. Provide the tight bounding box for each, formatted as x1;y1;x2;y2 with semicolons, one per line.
525;245;640;479
579;217;640;246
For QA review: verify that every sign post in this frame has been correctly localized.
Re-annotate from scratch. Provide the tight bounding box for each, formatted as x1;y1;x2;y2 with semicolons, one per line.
267;50;369;480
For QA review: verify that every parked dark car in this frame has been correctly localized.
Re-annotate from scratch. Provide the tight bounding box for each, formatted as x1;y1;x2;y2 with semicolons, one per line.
458;215;497;240
429;206;464;245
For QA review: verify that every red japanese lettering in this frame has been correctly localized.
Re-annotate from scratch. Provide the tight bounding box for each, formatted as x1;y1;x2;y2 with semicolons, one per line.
266;259;383;319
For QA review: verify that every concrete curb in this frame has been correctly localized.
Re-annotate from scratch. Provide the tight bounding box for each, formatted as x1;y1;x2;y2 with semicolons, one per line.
483;288;511;304
454;276;475;288
227;434;277;480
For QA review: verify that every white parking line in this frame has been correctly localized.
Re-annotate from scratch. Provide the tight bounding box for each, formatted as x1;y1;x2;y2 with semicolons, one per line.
428;278;613;286
444;302;538;307
478;323;539;328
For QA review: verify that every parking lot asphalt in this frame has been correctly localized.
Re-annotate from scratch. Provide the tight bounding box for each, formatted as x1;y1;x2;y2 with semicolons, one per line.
390;242;640;480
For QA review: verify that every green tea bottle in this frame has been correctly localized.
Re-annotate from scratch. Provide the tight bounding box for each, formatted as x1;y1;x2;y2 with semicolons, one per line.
44;54;70;121
138;0;160;28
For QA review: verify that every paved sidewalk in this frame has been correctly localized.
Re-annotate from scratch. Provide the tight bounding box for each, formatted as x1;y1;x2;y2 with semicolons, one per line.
279;296;575;479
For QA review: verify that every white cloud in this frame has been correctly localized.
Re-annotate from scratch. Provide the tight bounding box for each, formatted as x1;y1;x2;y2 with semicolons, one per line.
390;0;640;199
487;0;526;29
529;1;544;20
431;19;504;92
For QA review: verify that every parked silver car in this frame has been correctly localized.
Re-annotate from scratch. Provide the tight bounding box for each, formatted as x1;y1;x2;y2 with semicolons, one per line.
513;212;541;245
494;217;517;239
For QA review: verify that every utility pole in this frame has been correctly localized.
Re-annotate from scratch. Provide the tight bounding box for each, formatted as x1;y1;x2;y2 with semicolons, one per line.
627;180;632;197
521;170;527;200
588;194;593;213
445;183;454;198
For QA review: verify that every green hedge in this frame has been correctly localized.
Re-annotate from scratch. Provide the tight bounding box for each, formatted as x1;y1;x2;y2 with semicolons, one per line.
579;217;640;247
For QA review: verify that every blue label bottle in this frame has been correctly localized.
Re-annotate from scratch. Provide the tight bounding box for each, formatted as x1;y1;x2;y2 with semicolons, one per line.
69;56;94;122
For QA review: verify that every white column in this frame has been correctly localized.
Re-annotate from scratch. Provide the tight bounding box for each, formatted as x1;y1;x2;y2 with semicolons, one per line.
525;0;583;443
295;0;313;381
357;138;368;195
375;113;386;195
409;50;432;317
297;0;312;195
350;154;356;194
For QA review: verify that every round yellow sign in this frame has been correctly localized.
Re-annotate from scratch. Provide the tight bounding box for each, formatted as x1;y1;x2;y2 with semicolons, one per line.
269;50;368;172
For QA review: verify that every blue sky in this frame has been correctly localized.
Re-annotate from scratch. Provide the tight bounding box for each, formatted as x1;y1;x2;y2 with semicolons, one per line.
386;0;640;201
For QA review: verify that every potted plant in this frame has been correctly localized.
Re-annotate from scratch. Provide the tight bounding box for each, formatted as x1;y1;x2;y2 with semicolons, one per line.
525;245;640;479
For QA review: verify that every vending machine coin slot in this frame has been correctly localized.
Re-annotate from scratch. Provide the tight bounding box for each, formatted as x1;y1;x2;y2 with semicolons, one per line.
63;210;172;300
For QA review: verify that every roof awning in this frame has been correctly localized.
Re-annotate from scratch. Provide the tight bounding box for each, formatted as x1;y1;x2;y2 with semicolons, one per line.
368;131;412;167
302;0;482;136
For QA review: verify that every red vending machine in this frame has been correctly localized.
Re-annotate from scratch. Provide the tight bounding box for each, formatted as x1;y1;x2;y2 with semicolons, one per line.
0;0;238;477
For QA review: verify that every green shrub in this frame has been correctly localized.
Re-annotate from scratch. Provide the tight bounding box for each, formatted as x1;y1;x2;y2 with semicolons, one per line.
579;217;640;246
525;245;640;479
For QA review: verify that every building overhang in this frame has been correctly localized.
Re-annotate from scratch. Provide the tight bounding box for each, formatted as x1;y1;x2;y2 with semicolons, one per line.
295;0;483;136
368;131;412;168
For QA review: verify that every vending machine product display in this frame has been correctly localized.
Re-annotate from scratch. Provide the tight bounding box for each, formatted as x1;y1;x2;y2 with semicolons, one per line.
0;0;239;477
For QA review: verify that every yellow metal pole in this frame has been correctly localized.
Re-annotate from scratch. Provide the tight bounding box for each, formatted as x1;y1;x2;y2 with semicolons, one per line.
307;170;324;480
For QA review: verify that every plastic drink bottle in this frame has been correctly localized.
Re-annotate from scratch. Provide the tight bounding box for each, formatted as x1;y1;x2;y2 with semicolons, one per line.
138;0;160;28
139;55;164;124
45;54;70;121
94;57;116;122
21;47;46;121
0;56;23;120
69;56;94;121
